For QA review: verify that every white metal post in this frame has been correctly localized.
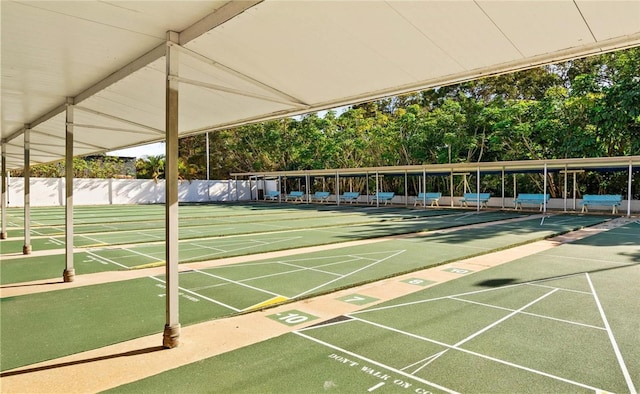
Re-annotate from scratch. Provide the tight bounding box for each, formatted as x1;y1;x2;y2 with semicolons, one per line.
375;171;379;208
404;171;408;207
543;163;548;213
449;169;454;207
501;167;505;209
628;162;633;217
563;166;568;212
423;169;427;206
23;126;31;255
163;32;181;349
64;98;75;282
476;166;480;212
1;141;6;239
336;172;340;206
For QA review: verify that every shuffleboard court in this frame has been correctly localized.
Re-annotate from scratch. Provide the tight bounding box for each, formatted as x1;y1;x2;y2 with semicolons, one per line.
1;210;531;285
104;222;639;393
0;205;467;253
0;215;614;370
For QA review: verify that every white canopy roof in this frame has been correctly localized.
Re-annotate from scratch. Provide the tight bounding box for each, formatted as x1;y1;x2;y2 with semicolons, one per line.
3;0;640;170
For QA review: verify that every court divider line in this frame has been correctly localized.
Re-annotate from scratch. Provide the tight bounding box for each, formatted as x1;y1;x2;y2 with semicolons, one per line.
293;331;458;394
293;250;406;298
85;250;129;269
346;315;607;392
148;276;241;312
586;273;637;394
1;218;631;393
193;269;284;298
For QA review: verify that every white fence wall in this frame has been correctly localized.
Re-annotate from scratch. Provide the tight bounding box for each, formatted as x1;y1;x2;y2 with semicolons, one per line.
5;178;255;207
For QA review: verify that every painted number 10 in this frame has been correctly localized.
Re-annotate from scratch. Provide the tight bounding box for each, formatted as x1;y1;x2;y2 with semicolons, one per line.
278;313;309;324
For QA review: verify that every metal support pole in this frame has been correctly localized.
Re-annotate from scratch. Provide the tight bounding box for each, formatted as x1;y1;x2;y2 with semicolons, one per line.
501;167;505;209
404;171;408;207
305;174;310;203
205;132;210;201
336;172;340;206
63;98;75;282
1;141;7;239
423;169;427;207
375;171;379;208
366;172;369;201
628;162;633;217
573;172;578;211
450;169;454;207
476;166;480;212
234;176;238;201
563;166;568;212
23;126;31;254
163;32;181;349
543;163;548;214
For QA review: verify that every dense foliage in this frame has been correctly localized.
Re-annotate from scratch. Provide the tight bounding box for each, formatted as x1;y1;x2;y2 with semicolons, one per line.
184;48;640;197
20;48;640;197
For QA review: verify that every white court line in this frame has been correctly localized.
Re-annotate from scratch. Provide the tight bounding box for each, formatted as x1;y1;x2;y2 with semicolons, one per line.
452;289;558;348
77;233;110;245
405;350;448;375
349;316;607;393
586;273;637;394
193;269;283;298
293;250;406;298
352;271;591;316
277;261;344;277
85;250;129;269
148;275;241;312
526;282;593;295
185;237;302;260
120;247;164;263
449;296;606;331
294;331;459;394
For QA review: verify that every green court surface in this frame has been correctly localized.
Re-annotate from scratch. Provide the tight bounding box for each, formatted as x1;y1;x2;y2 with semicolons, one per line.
106;221;640;393
0;214;612;371
0;205;469;253
1;209;533;285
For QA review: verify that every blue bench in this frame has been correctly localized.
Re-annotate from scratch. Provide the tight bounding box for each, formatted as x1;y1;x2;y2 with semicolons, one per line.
339;192;360;204
414;192;441;207
311;191;331;203
514;193;550;211
285;191;305;202
265;190;280;201
581;194;622;214
369;192;395;205
459;193;491;208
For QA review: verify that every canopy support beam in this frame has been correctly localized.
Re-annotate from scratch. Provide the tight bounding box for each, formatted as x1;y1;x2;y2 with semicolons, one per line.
63;98;75;282
23;126;31;255
163;32;181;349
1;141;7;239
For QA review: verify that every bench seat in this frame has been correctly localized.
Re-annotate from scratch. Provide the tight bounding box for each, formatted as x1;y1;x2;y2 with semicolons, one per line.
369;192;395;205
285;191;305;202
311;191;331;203
265;190;280;201
414;192;441;207
339;192;360;204
581;194;622;214
459;193;491;208
514;193;550;211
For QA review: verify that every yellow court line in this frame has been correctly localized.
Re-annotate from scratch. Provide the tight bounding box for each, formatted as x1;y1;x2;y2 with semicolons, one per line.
244;295;289;311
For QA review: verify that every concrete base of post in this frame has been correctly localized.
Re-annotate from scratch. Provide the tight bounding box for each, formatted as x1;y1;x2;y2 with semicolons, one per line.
0;232;6;239
162;324;181;349
23;244;32;255
63;268;75;282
